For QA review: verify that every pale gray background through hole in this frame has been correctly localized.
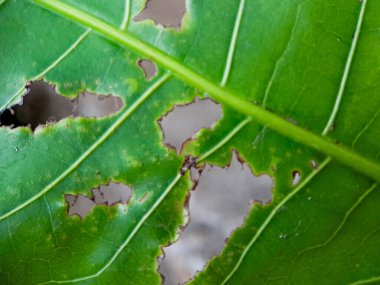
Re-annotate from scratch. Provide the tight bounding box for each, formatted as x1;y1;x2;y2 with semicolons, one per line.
160;154;273;284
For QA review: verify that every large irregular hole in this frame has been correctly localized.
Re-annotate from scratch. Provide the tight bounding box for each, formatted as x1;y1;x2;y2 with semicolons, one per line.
93;183;131;205
0;81;123;130
159;153;273;284
159;98;222;152
138;59;157;80
134;0;187;29
65;182;131;219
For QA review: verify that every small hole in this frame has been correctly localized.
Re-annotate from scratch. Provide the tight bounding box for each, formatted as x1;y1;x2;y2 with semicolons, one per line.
292;171;301;186
138;59;157;80
310;160;318;169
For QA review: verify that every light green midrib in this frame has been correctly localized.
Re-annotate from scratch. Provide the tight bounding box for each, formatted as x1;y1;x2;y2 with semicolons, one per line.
33;0;380;183
322;0;367;136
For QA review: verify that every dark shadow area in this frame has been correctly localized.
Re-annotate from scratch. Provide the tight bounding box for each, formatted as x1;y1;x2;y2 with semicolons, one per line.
0;81;123;130
138;59;157;80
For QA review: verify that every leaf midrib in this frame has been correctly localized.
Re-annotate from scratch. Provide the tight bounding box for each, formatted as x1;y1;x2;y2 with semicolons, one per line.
33;0;380;183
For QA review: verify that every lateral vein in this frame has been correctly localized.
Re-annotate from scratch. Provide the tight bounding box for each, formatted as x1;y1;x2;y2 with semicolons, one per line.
220;157;332;285
0;29;90;111
220;0;246;87
322;0;368;135
40;172;183;284
120;0;130;30
0;73;171;222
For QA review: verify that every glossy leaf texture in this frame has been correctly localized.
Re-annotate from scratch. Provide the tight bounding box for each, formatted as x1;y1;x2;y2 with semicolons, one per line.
0;0;380;284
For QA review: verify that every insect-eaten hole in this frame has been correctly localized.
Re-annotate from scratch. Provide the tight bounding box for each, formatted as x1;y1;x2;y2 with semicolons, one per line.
159;153;273;284
159;98;222;152
292;170;301;186
134;0;187;29
310;160;318;170
65;182;131;219
138;59;157;80
0;81;123;131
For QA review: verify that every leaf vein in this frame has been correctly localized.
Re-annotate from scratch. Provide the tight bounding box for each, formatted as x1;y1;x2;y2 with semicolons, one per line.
322;0;368;135
40;172;183;284
262;4;301;107
220;157;332;285
352;109;380;149
197;117;252;162
220;0;246;87
32;0;380;183
0;29;90;111
0;73;171;222
296;183;378;257
120;0;131;30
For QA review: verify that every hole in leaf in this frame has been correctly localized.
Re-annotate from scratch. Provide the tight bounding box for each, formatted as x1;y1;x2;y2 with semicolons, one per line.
159;98;222;152
134;0;187;29
159;153;273;284
0;81;123;130
292;170;301;186
65;182;131;218
138;59;157;80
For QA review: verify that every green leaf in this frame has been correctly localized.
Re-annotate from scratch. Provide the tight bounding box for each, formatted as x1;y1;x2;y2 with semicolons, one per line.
1;0;380;284
1;0;195;283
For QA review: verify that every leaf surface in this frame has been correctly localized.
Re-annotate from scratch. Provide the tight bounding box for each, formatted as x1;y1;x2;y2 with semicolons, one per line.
1;0;380;284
